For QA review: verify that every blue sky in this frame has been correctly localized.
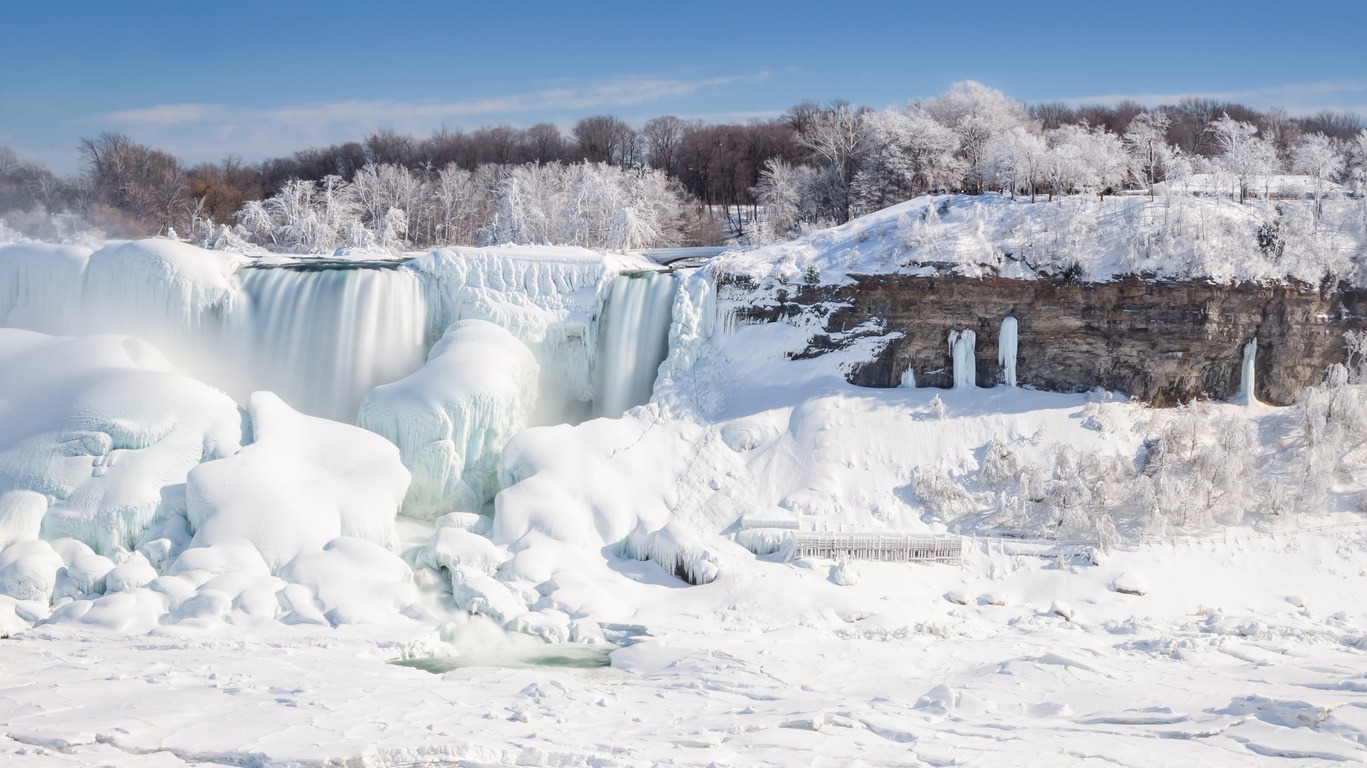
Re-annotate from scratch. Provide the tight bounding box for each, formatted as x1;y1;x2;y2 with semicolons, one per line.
3;0;1365;172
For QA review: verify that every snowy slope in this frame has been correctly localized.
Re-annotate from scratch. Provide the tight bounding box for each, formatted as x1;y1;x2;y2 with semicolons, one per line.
713;192;1366;287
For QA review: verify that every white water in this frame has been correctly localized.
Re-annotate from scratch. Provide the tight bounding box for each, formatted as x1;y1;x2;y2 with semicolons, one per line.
999;316;1018;387
594;271;678;418
949;329;977;389
233;265;428;422
1235;337;1258;406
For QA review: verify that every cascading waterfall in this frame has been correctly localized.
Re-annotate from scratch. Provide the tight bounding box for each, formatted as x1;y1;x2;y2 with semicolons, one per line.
1235;337;1258;405
233;263;428;422
999;316;1018;387
949;329;977;389
593;270;678;418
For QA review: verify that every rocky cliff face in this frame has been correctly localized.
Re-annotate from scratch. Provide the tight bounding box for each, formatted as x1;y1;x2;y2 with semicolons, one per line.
719;274;1367;406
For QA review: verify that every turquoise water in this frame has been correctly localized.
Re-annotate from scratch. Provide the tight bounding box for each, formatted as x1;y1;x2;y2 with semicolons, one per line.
391;645;614;673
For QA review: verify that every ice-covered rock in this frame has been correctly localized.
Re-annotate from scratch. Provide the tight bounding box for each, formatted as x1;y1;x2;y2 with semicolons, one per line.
0;539;64;602
104;556;158;593
829;560;860;586
0;330;244;554
415;526;508;576
186;392;409;571
280;538;426;626
1111;572;1149;596
359;320;538;518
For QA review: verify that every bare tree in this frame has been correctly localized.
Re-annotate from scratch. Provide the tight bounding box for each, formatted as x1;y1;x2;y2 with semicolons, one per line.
572;116;634;165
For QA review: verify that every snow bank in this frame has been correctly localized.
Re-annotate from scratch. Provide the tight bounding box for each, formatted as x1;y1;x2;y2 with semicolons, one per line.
0;329;244;554
359;320;538;518
186;391;408;571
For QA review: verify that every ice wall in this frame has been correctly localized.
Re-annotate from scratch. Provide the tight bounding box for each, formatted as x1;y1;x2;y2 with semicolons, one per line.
233;264;428;422
999;316;1018;387
594;271;678;418
358;320;539;519
949;329;977;389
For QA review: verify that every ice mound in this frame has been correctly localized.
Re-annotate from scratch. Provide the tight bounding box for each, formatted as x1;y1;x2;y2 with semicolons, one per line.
186;392;409;571
359;320;538;518
490;411;758;608
0;329;244;554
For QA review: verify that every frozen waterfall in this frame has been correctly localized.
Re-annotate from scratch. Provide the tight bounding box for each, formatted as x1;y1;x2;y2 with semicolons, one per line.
1235;338;1258;406
593;270;678;418
949;329;977;389
999;316;1018;387
233;263;428;422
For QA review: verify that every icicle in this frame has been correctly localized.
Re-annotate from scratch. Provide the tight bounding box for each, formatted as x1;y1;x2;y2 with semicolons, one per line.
593;271;678;418
999;316;1018;387
899;367;917;388
949;329;977;389
1234;337;1258;406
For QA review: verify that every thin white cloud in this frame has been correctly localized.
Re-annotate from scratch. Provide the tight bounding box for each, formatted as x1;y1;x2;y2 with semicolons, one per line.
87;71;772;164
1057;80;1367;116
101;73;768;128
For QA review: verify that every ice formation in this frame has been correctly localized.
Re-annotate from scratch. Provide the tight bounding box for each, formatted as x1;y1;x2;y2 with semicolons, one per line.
999;316;1018;387
233;263;428;422
949;329;977;389
0;329;244;554
593;270;678;418
358;320;539;518
186;392;408;571
899;367;917;388
1235;338;1258;406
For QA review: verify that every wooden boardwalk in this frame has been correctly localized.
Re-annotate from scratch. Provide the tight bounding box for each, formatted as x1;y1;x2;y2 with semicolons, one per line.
788;532;963;565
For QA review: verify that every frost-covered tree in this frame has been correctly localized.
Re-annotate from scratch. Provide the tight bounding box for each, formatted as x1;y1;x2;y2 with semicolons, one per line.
1292;132;1345;219
1042;124;1128;199
1124;111;1172;196
795;103;868;223
852;108;965;212
982;126;1046;200
1211;114;1276;202
920;81;1034;190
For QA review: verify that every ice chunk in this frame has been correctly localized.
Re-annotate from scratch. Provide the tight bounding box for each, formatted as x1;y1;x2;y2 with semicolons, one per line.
186;392;408;571
359;320;538;518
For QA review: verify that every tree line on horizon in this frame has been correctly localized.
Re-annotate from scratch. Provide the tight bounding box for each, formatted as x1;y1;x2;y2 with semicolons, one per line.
1;81;1365;251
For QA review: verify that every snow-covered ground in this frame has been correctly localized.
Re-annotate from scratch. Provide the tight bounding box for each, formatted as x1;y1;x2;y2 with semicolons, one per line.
2;207;1366;765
